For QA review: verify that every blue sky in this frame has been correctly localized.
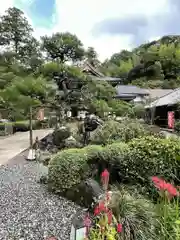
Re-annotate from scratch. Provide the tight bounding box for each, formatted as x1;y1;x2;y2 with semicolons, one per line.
0;0;179;61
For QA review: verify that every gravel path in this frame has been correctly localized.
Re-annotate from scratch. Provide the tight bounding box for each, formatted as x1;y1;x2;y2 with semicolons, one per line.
0;152;83;240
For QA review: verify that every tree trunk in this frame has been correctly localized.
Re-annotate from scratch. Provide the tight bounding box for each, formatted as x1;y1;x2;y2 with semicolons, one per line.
29;106;33;148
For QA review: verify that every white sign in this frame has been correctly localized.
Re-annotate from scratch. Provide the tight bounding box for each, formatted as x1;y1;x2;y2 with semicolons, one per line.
76;227;86;240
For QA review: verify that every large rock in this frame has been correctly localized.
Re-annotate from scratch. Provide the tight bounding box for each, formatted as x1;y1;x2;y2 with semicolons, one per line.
52;126;71;146
65;178;103;208
64;136;82;149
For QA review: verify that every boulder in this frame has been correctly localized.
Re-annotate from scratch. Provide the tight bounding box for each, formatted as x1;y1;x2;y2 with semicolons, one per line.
39;151;52;166
52;126;71;146
64;136;82;149
65;178;103;208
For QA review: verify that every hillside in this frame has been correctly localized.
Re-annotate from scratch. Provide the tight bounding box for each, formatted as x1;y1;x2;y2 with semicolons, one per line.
100;35;180;89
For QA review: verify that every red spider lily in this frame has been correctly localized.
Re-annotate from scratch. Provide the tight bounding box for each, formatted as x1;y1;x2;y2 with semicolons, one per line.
151;176;178;197
94;201;107;215
99;201;107;212
101;169;109;189
117;223;123;233
94;205;100;216
165;183;178;197
107;210;113;224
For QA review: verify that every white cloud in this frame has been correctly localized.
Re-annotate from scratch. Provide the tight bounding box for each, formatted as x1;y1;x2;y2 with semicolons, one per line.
48;0;169;61
0;0;13;14
1;0;169;61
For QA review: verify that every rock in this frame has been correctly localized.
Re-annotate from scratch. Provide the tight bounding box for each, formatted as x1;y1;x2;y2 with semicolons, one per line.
64;136;81;149
52;126;71;146
39;175;48;184
39;151;52;165
65;178;103;208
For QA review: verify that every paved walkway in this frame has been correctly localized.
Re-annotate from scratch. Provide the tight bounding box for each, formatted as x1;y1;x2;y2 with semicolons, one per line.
0;129;53;166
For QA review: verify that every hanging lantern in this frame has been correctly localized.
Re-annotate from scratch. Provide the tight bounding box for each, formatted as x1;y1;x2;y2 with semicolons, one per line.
168;111;174;129
101;169;109;190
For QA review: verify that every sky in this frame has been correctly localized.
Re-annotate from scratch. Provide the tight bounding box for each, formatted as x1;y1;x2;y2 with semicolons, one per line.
0;0;179;61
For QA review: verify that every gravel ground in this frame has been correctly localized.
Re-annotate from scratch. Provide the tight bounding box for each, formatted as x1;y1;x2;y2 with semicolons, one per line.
0;151;83;240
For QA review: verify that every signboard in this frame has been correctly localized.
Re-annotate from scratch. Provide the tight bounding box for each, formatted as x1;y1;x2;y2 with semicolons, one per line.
76;227;86;240
168;111;174;129
37;108;44;121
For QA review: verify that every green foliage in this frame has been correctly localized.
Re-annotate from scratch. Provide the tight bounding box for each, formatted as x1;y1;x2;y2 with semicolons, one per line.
108;100;132;117
13;120;41;131
0;120;41;133
41;32;84;62
127;136;180;189
90;99;111;118
0;75;52;113
130;104;146;119
101;35;180;88
91;120;148;145
0;7;33;53
48;148;89;192
110;187;158;240
175;120;180;133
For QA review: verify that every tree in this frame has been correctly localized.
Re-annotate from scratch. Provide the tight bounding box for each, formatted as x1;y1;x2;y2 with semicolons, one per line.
0;75;53;147
41;32;85;63
0;7;33;54
19;37;43;71
85;47;99;67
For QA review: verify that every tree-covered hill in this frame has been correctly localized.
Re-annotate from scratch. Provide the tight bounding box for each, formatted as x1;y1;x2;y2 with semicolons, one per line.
100;35;180;89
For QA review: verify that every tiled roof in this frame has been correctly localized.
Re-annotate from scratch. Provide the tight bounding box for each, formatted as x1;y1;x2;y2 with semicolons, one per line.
146;88;180;108
145;89;173;100
93;76;122;82
116;85;149;96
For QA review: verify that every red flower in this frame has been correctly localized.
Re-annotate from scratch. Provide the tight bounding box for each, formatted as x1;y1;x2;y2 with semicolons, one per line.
98;201;106;212
166;183;178;197
117;223;122;233
107;210;112;224
151;176;178;197
94;206;100;215
101;169;109;189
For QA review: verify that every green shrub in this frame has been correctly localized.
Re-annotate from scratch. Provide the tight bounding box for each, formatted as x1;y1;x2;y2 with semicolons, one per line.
0;122;13;135
175;120;180;133
110;186;158;240
127;136;180;188
14;120;41;132
48;148;89;192
91;120;148;145
84;145;103;163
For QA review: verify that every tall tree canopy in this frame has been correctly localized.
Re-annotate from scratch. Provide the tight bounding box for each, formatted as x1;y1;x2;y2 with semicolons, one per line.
41;32;84;63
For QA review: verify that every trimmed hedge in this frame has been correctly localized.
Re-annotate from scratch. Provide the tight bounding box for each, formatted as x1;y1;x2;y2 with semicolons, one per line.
127;136;180;185
14;120;41;132
48;135;180;196
0;120;42;134
48;148;89;192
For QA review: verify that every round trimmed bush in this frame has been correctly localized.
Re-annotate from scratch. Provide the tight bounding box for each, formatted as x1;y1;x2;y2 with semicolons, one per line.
48;148;89;192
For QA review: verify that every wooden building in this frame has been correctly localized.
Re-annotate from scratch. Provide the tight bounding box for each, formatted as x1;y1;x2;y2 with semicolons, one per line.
145;88;180;127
